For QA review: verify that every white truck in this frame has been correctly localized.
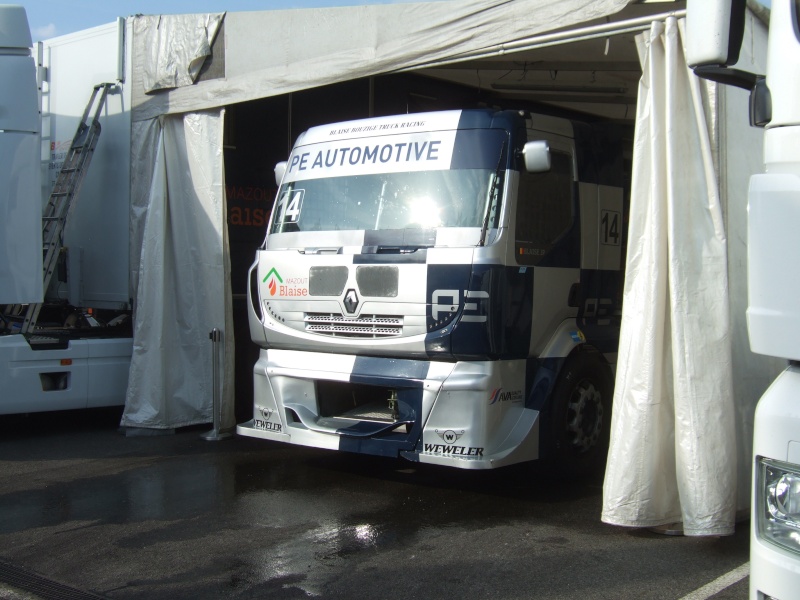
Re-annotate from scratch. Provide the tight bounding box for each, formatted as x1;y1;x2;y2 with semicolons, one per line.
0;6;132;415
237;109;626;473
0;4;40;309
687;0;800;597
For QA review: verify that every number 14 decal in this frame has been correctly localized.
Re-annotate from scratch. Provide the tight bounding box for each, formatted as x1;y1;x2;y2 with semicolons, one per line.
600;209;621;246
277;189;305;223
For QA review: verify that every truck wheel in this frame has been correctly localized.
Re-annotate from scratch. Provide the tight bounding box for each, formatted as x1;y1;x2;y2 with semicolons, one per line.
548;350;613;477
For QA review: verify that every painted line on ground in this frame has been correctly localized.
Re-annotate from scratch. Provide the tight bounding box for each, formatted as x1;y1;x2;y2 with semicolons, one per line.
678;562;750;600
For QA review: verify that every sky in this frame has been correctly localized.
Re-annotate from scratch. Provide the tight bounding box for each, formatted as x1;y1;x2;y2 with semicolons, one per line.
20;0;772;43
21;0;442;42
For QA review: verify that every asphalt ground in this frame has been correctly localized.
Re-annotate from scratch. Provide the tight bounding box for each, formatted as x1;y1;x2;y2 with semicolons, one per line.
0;408;750;599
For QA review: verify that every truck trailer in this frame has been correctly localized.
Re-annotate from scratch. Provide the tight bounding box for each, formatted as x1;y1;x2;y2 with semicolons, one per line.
237;108;626;473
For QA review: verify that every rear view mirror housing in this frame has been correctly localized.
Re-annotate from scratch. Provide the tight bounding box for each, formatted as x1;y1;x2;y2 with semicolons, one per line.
686;0;770;128
685;0;746;68
522;140;551;173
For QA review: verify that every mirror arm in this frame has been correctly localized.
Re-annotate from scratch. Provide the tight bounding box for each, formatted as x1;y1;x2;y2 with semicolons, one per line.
692;65;761;90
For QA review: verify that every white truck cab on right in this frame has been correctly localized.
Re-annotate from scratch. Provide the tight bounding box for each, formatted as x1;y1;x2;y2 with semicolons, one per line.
687;1;800;598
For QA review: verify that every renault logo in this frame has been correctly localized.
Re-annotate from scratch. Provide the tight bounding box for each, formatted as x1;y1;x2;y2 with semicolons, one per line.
343;289;359;314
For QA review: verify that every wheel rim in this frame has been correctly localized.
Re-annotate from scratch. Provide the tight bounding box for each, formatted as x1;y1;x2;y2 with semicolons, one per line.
565;379;604;452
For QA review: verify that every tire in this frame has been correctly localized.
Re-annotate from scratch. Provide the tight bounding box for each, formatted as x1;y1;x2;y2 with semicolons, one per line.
546;349;613;478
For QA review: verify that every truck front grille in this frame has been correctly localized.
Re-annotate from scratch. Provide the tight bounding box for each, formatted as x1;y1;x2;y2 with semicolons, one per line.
304;313;403;338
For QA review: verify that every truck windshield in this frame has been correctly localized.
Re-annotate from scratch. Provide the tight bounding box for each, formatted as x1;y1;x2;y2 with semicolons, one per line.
270;169;494;234
270;127;508;234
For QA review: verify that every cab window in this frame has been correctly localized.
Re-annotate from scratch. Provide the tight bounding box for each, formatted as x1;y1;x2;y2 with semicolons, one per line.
515;150;574;265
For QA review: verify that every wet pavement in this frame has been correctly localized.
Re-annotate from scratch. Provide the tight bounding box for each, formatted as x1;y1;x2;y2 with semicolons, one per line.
0;408;749;599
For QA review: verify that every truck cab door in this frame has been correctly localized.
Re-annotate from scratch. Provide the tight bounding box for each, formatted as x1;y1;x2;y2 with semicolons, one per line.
513;141;582;355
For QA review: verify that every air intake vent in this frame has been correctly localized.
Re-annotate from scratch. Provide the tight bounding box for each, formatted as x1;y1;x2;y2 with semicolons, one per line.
356;266;398;297
305;313;402;337
309;266;348;296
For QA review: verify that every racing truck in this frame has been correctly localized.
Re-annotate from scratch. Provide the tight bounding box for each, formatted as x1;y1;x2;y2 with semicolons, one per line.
237;108;626;474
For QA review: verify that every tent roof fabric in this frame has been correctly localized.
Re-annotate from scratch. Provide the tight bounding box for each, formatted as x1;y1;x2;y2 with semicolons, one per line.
131;0;636;122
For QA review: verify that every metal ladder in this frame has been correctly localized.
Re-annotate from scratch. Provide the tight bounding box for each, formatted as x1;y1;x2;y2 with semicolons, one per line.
21;83;115;336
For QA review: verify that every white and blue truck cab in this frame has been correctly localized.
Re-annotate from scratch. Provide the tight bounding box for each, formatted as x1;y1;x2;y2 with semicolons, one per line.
237;109;626;473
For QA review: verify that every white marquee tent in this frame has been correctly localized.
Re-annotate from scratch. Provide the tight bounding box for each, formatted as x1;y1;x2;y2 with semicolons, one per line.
112;0;779;536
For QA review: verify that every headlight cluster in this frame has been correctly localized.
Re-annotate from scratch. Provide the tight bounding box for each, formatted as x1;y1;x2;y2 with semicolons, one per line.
758;458;800;555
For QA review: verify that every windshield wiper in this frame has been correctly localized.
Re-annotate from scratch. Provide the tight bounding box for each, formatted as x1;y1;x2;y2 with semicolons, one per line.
374;180;388;229
479;140;507;246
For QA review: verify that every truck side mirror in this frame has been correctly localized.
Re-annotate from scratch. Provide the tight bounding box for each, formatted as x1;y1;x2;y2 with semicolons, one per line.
685;0;746;68
522;140;551;173
274;161;287;186
686;0;769;126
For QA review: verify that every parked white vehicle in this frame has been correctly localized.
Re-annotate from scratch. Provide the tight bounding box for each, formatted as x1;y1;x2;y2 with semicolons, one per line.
0;6;132;415
687;1;800;597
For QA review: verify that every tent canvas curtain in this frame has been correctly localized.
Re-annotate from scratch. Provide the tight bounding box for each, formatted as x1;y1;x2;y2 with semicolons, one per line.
122;110;234;431
601;17;737;536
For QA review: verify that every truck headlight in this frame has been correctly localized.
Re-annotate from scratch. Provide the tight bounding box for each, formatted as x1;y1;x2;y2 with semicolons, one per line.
757;458;800;554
